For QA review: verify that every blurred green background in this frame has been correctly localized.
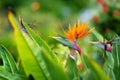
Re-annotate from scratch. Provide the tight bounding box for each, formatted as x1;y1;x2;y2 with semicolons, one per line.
0;0;120;63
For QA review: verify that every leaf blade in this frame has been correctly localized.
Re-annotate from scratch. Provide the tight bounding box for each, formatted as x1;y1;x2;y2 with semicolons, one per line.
0;45;18;73
23;22;59;63
112;35;120;80
0;70;26;80
22;23;68;80
82;54;111;80
65;55;81;80
8;11;45;80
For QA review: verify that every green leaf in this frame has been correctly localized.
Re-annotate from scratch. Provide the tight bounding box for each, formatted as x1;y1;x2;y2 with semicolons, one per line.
8;12;45;80
0;45;18;73
65;55;80;80
82;54;111;80
0;70;26;80
103;51;115;80
40;48;68;80
112;35;120;80
23;22;59;63
91;42;105;49
52;36;77;50
22;23;68;80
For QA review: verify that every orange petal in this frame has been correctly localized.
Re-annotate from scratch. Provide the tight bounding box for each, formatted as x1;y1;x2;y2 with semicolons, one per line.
77;21;83;34
64;20;94;41
73;24;77;35
83;22;89;31
67;33;74;41
77;21;85;34
78;32;84;38
78;27;95;38
66;30;74;40
85;27;95;35
81;22;89;33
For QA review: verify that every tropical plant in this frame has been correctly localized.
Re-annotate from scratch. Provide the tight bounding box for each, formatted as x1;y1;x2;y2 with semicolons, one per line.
0;11;120;80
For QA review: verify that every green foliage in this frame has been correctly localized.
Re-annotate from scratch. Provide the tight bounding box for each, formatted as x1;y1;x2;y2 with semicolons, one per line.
23;22;59;63
22;22;68;80
1;6;120;80
52;35;77;50
0;70;25;80
8;12;46;80
103;52;115;80
7;12;68;80
82;54;111;80
0;45;26;80
0;45;18;73
112;35;120;80
65;55;80;80
92;0;120;38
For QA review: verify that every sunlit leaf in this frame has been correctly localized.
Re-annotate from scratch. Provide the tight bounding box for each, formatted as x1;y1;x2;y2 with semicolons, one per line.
23;22;59;63
8;11;45;79
22;23;68;80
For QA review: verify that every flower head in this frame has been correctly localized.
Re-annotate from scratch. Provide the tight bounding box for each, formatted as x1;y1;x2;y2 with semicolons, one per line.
64;20;94;41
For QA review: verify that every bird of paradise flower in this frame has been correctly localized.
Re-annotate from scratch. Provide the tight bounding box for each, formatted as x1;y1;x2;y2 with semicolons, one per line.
53;20;94;58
